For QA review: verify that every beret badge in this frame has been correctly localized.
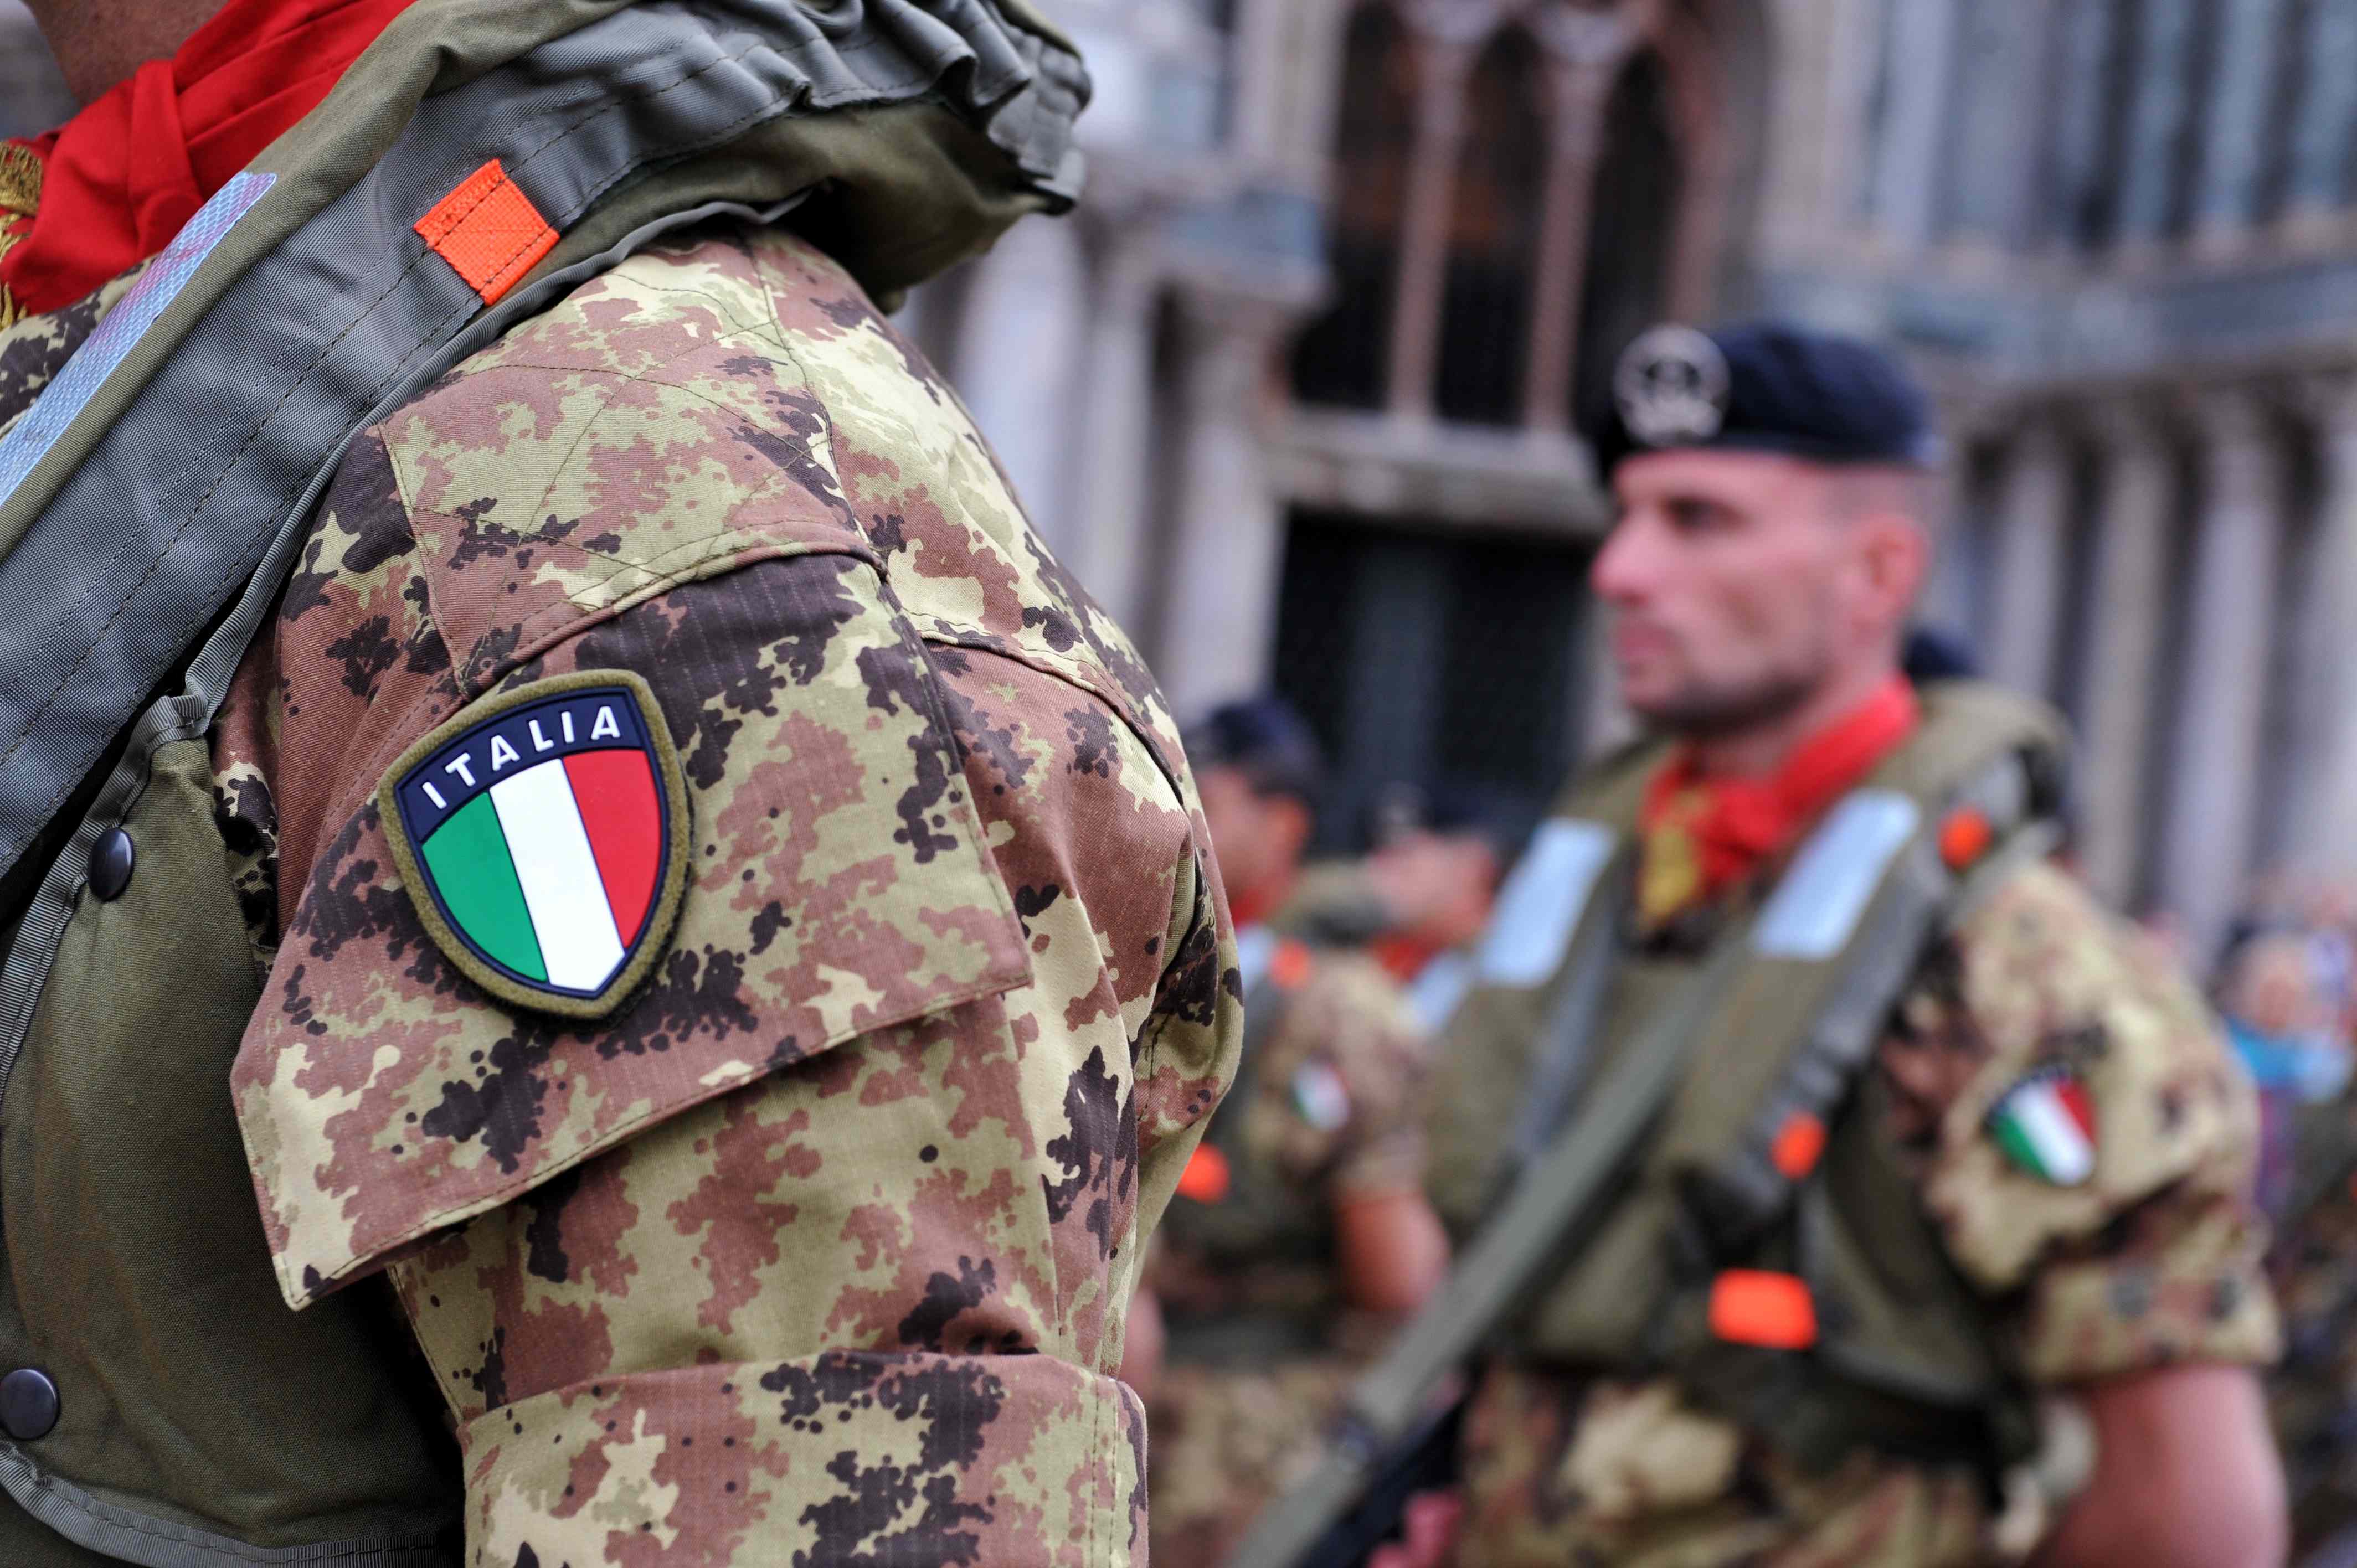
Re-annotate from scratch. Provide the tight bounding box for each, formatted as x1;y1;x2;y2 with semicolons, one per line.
1614;324;1731;450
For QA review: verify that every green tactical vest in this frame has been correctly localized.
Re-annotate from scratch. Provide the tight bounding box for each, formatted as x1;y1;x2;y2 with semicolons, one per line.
0;3;1083;1562
1428;682;2068;1477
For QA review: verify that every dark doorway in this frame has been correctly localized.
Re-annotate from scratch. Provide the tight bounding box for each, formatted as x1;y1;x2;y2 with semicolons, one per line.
1291;4;1418;410
1572;50;1684;428
1434;28;1550;426
1273;510;1597;852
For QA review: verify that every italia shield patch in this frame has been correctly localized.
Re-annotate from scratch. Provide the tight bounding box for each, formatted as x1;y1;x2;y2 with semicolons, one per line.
378;670;689;1019
1988;1065;2098;1186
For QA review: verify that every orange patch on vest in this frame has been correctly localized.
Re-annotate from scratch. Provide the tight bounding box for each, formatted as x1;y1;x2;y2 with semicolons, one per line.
415;159;558;305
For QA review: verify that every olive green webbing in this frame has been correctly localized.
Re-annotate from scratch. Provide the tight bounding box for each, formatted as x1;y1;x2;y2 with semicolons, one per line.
1490;848;1633;1213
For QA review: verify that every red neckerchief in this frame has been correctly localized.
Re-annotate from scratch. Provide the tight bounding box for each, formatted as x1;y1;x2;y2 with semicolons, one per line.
1636;677;1919;927
1224;879;1291;933
0;0;414;320
1370;932;1447;984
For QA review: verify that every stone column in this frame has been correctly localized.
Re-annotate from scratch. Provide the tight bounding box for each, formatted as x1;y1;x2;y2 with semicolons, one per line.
1866;0;1961;250
1983;422;2073;702
2284;0;2357;242
1812;0;1883;236
1521;13;1629;435
2074;404;2175;909
1152;288;1295;720
948;215;1090;554
2043;0;2119;250
2289;376;2357;874
2162;388;2288;962
2115;0;2201;251
2193;0;2293;257
1061;235;1160;631
1384;11;1483;421
1944;0;2056;249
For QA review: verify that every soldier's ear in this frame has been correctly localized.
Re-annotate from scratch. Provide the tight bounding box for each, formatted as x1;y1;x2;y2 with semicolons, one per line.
1855;509;1929;631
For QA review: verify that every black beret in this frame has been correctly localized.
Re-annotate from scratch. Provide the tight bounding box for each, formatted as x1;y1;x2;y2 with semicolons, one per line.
1593;321;1943;478
1182;697;1327;809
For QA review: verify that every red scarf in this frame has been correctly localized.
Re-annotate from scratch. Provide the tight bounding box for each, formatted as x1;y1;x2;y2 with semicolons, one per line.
1;0;413;320
1637;677;1919;926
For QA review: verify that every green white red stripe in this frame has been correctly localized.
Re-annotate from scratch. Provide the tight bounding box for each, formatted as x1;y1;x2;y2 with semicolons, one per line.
1988;1067;2097;1185
416;747;661;993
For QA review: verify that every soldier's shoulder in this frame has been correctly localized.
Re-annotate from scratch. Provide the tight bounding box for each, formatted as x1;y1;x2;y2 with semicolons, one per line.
374;221;872;574
1948;858;2209;1034
1300;943;1410;1005
1919;858;2263;1299
1283;947;1422;1058
733;229;1189;763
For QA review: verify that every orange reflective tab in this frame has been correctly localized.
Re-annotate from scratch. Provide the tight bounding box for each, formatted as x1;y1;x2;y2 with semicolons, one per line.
1938;807;1994;871
1270;938;1315;992
1177;1144;1232;1205
1769;1111;1827;1179
413;159;558;306
1708;1270;1818;1349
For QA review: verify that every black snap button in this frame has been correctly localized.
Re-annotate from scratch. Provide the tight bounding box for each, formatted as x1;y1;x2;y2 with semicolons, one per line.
88;828;134;901
1;1369;58;1441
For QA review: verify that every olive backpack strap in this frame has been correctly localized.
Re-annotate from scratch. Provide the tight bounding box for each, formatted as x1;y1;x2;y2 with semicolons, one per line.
1684;751;2061;1250
1489;844;1635;1211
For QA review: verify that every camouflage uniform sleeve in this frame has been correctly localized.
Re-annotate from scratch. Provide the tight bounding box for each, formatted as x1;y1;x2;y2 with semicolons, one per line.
1296;955;1432;1200
227;232;1235;1562
1895;862;2280;1385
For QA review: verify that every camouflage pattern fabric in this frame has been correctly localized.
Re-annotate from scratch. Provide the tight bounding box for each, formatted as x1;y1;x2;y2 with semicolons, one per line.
2268;1092;2357;1555
7;224;1241;1562
1146;942;1428;1568
1151;1358;1361;1568
1452;862;2277;1567
0;262;146;440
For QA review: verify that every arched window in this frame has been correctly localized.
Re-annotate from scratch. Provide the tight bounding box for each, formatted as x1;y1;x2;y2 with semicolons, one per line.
1433;27;1549;427
1572;49;1682;426
1291;3;1417;410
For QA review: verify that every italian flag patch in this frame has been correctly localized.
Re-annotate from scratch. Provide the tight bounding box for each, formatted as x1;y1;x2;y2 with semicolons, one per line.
379;670;690;1020
1987;1066;2097;1186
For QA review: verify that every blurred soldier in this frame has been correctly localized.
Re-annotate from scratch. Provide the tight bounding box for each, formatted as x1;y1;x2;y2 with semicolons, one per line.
1138;698;1449;1568
0;1;1237;1561
1263;324;2284;1568
1279;785;1516;1033
2220;922;2357;1557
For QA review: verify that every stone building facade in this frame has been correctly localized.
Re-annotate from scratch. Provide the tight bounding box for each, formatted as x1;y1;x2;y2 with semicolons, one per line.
916;0;2357;951
9;0;2346;948
1756;0;2357;956
907;0;1769;848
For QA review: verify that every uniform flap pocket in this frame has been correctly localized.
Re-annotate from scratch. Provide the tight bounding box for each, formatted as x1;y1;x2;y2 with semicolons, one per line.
234;551;1032;1309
